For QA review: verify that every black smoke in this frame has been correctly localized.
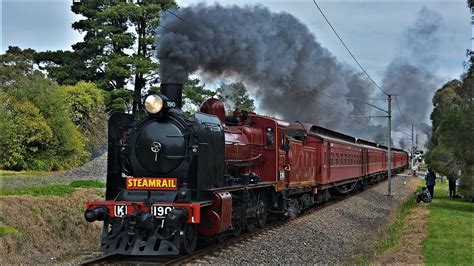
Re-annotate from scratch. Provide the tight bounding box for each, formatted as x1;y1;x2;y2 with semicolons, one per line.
157;4;372;132
157;4;443;146
381;7;442;147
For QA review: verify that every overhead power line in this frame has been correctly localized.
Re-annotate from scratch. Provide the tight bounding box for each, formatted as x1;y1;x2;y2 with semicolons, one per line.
312;89;376;127
394;95;411;128
295;90;379;132
312;0;388;96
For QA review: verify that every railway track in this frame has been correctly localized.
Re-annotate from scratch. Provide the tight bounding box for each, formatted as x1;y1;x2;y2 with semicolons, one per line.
81;173;407;265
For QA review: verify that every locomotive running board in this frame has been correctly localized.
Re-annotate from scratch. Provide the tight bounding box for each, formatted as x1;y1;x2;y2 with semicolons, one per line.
207;181;276;192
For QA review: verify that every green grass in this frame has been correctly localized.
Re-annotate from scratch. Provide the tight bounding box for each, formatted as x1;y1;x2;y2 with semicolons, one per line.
0;179;105;196
422;182;474;265
418;163;428;171
0;170;56;177
0;225;19;237
0;171;68;189
69;180;106;188
375;197;417;254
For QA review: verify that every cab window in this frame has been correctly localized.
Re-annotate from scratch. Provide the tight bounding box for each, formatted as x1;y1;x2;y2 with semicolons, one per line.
266;127;274;146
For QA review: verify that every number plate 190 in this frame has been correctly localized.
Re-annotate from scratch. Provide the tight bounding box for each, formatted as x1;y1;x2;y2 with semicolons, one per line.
151;205;173;218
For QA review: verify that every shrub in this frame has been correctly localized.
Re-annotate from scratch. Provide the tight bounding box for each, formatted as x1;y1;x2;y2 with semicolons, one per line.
1;76;90;170
59;81;108;155
0;94;53;170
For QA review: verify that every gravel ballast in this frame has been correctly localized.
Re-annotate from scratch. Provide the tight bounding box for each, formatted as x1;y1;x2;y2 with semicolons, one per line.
201;173;417;264
59;153;108;180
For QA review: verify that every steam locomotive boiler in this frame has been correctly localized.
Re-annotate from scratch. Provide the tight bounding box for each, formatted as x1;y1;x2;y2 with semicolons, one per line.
84;83;408;256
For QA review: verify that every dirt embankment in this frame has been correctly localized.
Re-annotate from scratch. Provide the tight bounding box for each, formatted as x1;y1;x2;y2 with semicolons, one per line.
376;203;429;264
0;189;103;264
349;175;422;263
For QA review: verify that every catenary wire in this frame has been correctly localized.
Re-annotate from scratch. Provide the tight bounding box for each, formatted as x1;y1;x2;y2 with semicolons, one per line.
312;0;388;96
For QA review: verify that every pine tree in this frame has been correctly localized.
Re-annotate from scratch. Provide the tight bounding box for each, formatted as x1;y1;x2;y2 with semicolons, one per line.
35;0;177;113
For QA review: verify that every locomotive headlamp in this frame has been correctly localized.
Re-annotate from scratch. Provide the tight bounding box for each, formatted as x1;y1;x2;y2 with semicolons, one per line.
144;94;164;114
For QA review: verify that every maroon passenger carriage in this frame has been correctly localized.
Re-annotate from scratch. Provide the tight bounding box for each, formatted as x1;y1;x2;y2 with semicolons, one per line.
85;83;408;256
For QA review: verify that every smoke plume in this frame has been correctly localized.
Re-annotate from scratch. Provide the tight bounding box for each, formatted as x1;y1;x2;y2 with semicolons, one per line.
381;7;443;148
157;4;443;147
157;4;372;131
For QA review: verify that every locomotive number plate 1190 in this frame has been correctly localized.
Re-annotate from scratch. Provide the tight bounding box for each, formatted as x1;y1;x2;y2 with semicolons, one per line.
151;205;174;218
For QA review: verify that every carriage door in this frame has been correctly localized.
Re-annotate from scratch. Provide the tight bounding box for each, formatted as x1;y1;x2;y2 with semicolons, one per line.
362;148;367;176
327;144;331;180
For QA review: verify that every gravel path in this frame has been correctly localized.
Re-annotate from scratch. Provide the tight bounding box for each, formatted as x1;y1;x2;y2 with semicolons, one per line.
57;153;108;180
200;173;417;264
2;153;108;189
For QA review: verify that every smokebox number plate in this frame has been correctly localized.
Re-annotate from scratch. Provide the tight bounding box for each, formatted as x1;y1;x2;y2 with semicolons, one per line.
151;205;174;218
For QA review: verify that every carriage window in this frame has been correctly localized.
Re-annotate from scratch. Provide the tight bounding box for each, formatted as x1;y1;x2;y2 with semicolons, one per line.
266;128;274;146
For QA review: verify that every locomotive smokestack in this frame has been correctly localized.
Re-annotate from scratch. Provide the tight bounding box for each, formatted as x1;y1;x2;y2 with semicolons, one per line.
160;83;183;109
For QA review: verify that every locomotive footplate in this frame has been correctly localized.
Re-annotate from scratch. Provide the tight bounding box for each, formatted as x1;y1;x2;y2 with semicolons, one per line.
85;201;211;256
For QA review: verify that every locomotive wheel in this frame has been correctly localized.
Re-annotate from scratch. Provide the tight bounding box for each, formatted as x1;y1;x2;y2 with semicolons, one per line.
231;207;242;237
179;224;197;255
246;218;257;232
255;193;268;228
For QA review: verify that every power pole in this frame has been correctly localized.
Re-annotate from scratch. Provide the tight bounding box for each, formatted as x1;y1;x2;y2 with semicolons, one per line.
411;124;415;169
387;94;392;196
347;94;394;196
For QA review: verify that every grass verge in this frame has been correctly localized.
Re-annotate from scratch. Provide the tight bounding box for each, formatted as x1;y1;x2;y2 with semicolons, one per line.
0;189;103;264
0;170;54;177
422;182;473;265
375;196;417;254
0;180;105;196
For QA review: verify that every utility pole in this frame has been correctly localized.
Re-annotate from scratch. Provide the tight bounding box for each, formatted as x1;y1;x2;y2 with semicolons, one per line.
387;94;392;196
411;124;415;169
347;94;394;196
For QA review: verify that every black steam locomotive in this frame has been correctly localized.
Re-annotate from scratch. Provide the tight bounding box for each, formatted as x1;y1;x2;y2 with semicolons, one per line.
85;84;229;255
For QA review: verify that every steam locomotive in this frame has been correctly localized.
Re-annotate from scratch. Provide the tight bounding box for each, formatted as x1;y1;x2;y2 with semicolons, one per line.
84;83;408;256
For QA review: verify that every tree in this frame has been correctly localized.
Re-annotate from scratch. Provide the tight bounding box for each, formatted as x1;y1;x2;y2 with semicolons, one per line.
0;94;53;170
35;0;177;113
427;69;474;199
1;75;89;170
429;79;463;146
216;82;255;114
0;46;38;87
59;82;108;156
0;47;90;170
182;78;216;116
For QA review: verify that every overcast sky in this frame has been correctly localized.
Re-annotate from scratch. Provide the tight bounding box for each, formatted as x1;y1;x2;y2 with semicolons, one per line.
1;0;471;82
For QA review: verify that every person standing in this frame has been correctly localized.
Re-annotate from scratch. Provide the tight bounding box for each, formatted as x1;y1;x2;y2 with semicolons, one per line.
425;168;437;198
448;175;457;198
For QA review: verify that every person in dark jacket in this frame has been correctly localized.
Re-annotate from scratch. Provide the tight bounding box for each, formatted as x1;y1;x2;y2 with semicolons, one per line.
448;176;457;197
425;169;437;198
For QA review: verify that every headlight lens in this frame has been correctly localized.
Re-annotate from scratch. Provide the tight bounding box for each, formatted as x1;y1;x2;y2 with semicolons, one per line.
144;95;163;114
